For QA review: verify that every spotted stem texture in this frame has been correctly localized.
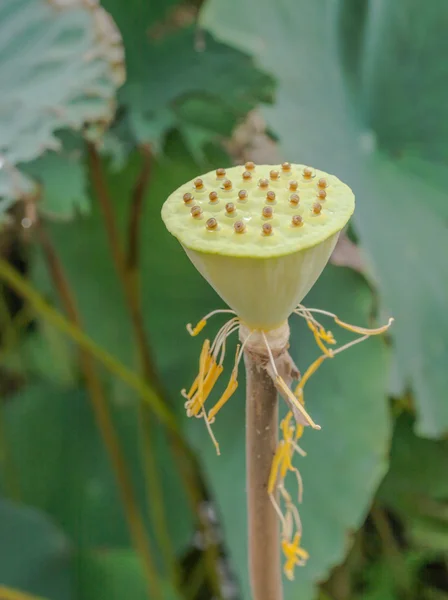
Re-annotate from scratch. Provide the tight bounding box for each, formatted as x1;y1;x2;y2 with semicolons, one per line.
244;350;283;600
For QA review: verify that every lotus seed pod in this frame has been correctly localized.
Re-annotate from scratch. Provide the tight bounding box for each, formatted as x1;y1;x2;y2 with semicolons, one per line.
162;163;355;329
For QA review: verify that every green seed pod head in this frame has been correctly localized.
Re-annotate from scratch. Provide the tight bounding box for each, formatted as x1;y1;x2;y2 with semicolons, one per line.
162;163;355;330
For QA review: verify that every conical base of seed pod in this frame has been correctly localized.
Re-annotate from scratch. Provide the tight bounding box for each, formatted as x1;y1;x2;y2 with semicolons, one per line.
183;232;340;330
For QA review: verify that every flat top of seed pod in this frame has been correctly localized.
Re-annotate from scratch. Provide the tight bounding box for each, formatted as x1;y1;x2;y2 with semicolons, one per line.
161;164;355;258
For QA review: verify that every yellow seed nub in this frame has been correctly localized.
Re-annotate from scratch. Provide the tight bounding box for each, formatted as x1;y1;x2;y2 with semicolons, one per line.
289;193;300;206
281;162;292;172
209;191;219;204
262;206;273;219
216;168;226;179
270;169;280;181
266;190;276;203
303;167;313;180
245;161;255;171
234;220;246;233
291;215;303;227
223;179;233;191
258;178;269;190
312;202;322;215
191;205;202;218
206;217;218;230
242;170;252;181
289;180;298;192
183;192;193;204
194;178;204;190
318;177;327;189
262;223;273;236
225;202;235;215
238;189;248;202
317;189;327;201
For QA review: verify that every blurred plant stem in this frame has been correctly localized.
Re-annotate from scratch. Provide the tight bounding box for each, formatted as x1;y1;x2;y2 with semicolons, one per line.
0;585;48;600
0;291;24;501
87;142;179;587
37;223;163;600
0;259;178;430
87;143;223;599
370;502;411;594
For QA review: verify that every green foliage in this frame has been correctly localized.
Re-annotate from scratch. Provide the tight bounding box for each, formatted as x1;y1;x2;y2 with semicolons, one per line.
201;0;448;438
78;550;179;600
0;499;74;599
1;0;447;599
0;0;123;209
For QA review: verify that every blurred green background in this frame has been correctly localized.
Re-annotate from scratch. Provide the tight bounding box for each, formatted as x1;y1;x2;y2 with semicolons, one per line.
0;0;447;599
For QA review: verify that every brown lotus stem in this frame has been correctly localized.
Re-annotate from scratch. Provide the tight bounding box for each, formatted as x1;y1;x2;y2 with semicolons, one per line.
242;323;294;600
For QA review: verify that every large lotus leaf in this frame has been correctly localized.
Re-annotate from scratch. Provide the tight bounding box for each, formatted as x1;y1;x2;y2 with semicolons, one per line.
379;414;448;553
2;383;193;561
0;498;74;599
117;20;273;152
21;133;89;219
200;0;448;438
0;0;124;203
78;549;180;600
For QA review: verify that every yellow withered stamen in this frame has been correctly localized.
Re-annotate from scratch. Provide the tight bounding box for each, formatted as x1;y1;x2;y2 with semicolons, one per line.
282;533;309;580
207;373;238;423
187;319;207;336
183;350;213;400
294;354;327;399
307;320;333;357
198;339;210;408
276;376;321;430
334;316;394;336
268;441;287;495
189;361;224;416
